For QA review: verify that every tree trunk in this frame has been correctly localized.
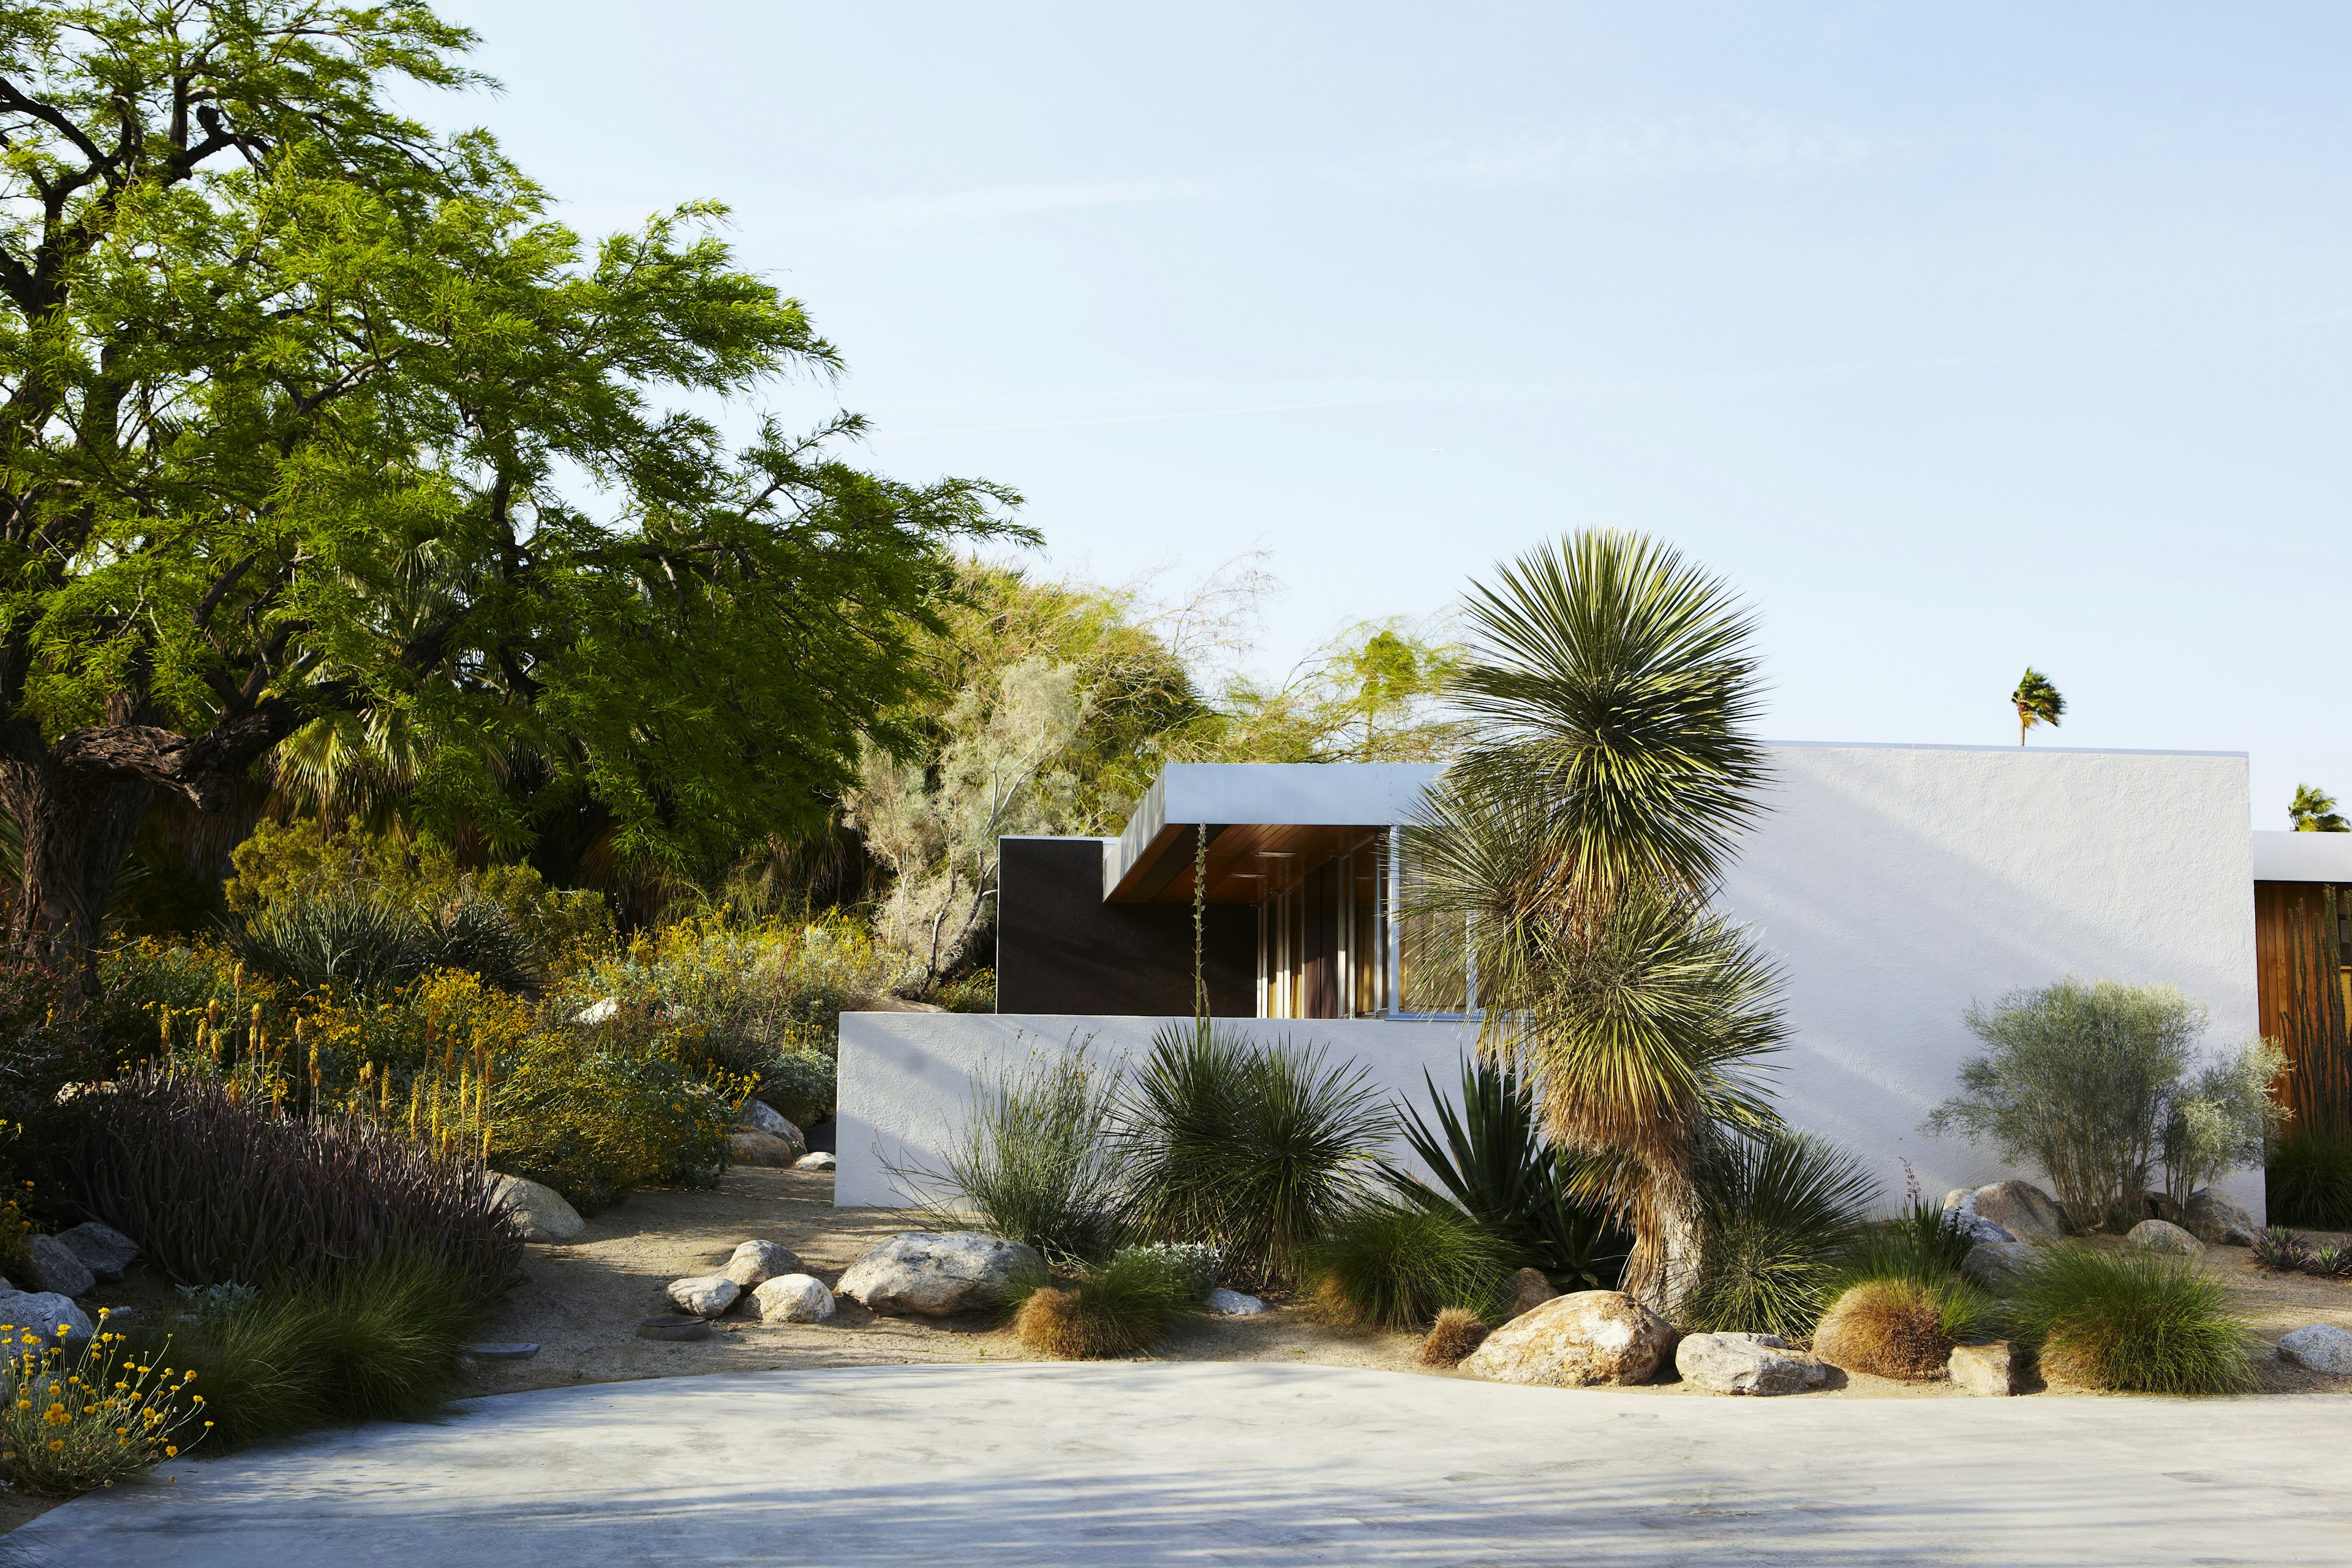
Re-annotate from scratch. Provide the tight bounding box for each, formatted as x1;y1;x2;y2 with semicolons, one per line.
0;758;153;967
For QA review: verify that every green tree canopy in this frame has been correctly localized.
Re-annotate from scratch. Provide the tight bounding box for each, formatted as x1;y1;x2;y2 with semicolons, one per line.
0;1;1021;956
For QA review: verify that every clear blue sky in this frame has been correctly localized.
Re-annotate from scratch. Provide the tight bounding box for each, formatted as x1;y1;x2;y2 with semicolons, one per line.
429;3;2351;825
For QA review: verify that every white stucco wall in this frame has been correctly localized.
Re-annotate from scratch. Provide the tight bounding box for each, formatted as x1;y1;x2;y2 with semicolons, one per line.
836;1014;1478;1208
840;743;2264;1219
1719;742;2261;1216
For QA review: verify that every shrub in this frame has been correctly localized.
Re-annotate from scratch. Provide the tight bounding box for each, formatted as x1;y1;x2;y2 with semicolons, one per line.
62;1073;525;1302
2269;1125;2352;1229
0;1313;203;1494
1682;1130;1877;1340
1417;1307;1490;1368
1923;979;2204;1231
1387;1057;1630;1291
2005;1244;2256;1394
1009;1246;1202;1359
1306;1201;1508;1329
486;1009;741;1209
233;887;539;995
1118;1020;1392;1290
896;1045;1125;1264
2160;1041;2286;1208
153;1254;482;1450
1813;1276;1991;1382
1117;1242;1221;1299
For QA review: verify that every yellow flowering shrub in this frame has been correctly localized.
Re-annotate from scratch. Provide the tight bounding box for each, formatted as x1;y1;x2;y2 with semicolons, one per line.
0;1313;204;1494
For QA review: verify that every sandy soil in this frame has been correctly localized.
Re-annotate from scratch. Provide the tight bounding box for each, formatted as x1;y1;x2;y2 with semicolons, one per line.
464;1169;2352;1402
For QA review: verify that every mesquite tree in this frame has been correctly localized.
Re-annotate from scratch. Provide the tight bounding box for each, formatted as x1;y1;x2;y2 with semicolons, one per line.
0;3;1019;959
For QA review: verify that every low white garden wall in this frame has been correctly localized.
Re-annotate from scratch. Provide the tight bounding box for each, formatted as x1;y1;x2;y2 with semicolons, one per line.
834;1014;1480;1208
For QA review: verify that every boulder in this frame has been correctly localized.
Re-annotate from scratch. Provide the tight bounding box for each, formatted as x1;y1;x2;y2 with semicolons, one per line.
836;1233;1043;1317
1940;1188;1975;1212
1948;1340;2027;1396
1947;1208;2018;1248
53;1223;137;1283
488;1174;586;1243
729;1129;802;1167
1674;1332;1823;1396
794;1152;837;1171
736;1101;807;1155
1967;1181;2067;1241
1205;1288;1267;1316
0;1289;93;1346
2125;1219;2201;1256
21;1235;92;1298
1458;1290;1676;1388
753;1273;835;1324
2277;1323;2352;1376
1962;1240;2040;1288
1505;1267;1558;1320
723;1240;802;1290
2183;1188;2259;1246
573;997;619;1025
666;1275;741;1317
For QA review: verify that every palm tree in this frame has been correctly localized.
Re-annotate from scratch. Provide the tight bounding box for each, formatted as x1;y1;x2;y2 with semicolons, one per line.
2011;668;2064;747
1404;530;1785;1307
2291;784;2349;833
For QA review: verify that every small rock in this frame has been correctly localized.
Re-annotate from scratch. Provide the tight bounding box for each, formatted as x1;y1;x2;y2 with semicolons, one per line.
1205;1287;1267;1316
573;997;619;1025
2125;1218;2201;1256
793;1151;837;1171
728;1129;802;1167
1675;1332;1820;1396
0;1290;92;1345
466;1342;540;1360
2183;1188;2258;1246
2277;1323;2352;1376
1459;1290;1676;1388
836;1233;1043;1317
753;1273;835;1324
22;1235;93;1299
1948;1209;2019;1247
723;1240;802;1290
488;1174;586;1243
53;1223;137;1282
1504;1267;1557;1319
666;1275;741;1317
1948;1340;2027;1396
1963;1239;2040;1287
1967;1181;2067;1241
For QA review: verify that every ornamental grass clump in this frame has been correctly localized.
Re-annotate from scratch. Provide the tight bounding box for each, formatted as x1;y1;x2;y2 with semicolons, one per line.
1811;1276;1991;1382
2269;1126;2352;1230
154;1254;481;1450
0;1313;205;1494
1417;1307;1490;1368
1009;1246;1205;1360
894;1045;1125;1264
2005;1244;2257;1395
1305;1201;1508;1330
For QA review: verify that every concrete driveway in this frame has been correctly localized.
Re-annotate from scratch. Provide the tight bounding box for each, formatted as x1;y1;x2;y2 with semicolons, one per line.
5;1363;2346;1566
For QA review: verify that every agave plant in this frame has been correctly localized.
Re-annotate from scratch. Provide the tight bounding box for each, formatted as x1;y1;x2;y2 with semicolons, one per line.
2250;1224;2309;1273
232;888;540;993
1385;1057;1630;1290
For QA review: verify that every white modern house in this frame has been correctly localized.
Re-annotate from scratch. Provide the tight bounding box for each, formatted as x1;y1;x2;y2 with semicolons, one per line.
840;742;2330;1220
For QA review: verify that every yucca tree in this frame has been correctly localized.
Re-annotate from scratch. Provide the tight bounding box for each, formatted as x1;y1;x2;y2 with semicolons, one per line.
2011;668;2065;747
1404;530;1785;1307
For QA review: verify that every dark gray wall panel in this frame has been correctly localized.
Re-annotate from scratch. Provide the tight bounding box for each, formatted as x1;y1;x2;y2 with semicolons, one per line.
997;838;1256;1016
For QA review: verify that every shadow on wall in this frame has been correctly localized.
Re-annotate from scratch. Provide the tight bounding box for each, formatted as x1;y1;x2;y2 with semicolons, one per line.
1717;747;2258;1207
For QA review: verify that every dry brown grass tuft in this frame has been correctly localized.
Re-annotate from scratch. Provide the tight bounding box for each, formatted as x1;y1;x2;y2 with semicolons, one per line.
1811;1279;1953;1381
1012;1286;1097;1359
1417;1307;1491;1368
